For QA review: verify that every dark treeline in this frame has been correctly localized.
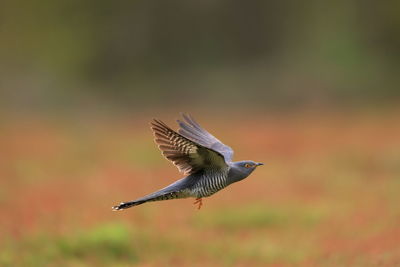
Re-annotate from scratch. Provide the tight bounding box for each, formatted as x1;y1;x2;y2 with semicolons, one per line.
1;0;399;110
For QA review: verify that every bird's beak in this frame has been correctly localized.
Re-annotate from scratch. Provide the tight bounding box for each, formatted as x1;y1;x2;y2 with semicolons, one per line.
256;162;264;166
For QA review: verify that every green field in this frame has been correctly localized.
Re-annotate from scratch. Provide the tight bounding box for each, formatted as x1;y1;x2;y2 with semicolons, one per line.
1;110;400;266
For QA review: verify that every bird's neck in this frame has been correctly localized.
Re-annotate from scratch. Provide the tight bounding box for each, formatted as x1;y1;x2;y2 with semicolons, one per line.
226;164;249;185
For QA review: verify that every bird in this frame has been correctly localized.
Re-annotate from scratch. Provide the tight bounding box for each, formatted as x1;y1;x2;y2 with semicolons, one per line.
112;114;263;211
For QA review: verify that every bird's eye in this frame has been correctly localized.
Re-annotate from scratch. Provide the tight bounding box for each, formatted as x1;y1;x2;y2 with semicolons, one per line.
244;163;252;168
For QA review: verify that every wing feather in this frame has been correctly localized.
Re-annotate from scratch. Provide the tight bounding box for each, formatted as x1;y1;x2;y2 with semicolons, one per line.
150;119;228;175
177;114;234;162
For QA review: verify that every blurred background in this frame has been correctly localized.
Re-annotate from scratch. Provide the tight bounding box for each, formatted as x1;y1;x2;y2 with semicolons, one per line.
1;1;399;266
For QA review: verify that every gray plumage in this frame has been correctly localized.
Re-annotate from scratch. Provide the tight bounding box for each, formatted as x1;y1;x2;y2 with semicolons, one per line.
112;114;263;210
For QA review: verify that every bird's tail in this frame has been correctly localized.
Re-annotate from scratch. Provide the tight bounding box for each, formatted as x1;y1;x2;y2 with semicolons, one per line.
112;190;186;211
112;200;147;210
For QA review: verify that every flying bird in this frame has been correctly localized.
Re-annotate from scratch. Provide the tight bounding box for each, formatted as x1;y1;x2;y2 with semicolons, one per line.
112;114;263;210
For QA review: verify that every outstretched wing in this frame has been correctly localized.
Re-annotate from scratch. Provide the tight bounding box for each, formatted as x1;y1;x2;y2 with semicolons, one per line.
151;119;228;175
177;114;234;162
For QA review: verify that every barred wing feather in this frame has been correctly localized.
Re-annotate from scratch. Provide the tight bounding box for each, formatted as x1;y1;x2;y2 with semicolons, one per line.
151;119;228;175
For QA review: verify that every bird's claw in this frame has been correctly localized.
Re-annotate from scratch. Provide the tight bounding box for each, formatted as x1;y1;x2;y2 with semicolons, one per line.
193;198;203;210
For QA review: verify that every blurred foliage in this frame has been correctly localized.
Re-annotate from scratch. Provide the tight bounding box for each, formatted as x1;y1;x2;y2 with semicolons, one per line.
194;204;325;230
1;111;400;265
0;223;137;266
1;0;399;111
0;220;310;266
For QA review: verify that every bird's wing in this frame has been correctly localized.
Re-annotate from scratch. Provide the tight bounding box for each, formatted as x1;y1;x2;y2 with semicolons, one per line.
151;119;229;175
176;114;234;162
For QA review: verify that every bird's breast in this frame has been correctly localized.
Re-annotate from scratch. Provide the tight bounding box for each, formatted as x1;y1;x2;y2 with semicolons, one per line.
191;169;229;198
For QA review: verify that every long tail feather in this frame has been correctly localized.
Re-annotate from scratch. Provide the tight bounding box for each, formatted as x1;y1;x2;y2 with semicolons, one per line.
112;200;147;210
112;190;187;211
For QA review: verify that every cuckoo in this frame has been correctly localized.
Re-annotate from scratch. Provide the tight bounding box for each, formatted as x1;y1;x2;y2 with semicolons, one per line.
112;114;263;210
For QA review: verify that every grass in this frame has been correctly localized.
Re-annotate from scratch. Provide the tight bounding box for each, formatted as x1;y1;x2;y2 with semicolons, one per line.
193;204;325;230
0;223;138;266
1;110;400;266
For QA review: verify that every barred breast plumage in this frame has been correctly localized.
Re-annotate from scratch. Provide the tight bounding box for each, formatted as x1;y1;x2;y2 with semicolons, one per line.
191;169;229;198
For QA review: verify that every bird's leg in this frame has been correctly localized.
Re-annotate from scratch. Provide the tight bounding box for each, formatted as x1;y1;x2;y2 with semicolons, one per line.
193;198;203;210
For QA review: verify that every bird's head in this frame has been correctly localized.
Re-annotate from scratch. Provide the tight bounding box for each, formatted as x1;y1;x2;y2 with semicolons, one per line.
227;160;264;185
235;160;264;173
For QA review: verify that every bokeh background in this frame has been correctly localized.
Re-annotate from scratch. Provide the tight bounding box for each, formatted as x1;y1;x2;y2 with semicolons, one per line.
1;1;400;266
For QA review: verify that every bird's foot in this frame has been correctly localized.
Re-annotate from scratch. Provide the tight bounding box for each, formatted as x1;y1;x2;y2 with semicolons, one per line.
193;198;203;210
